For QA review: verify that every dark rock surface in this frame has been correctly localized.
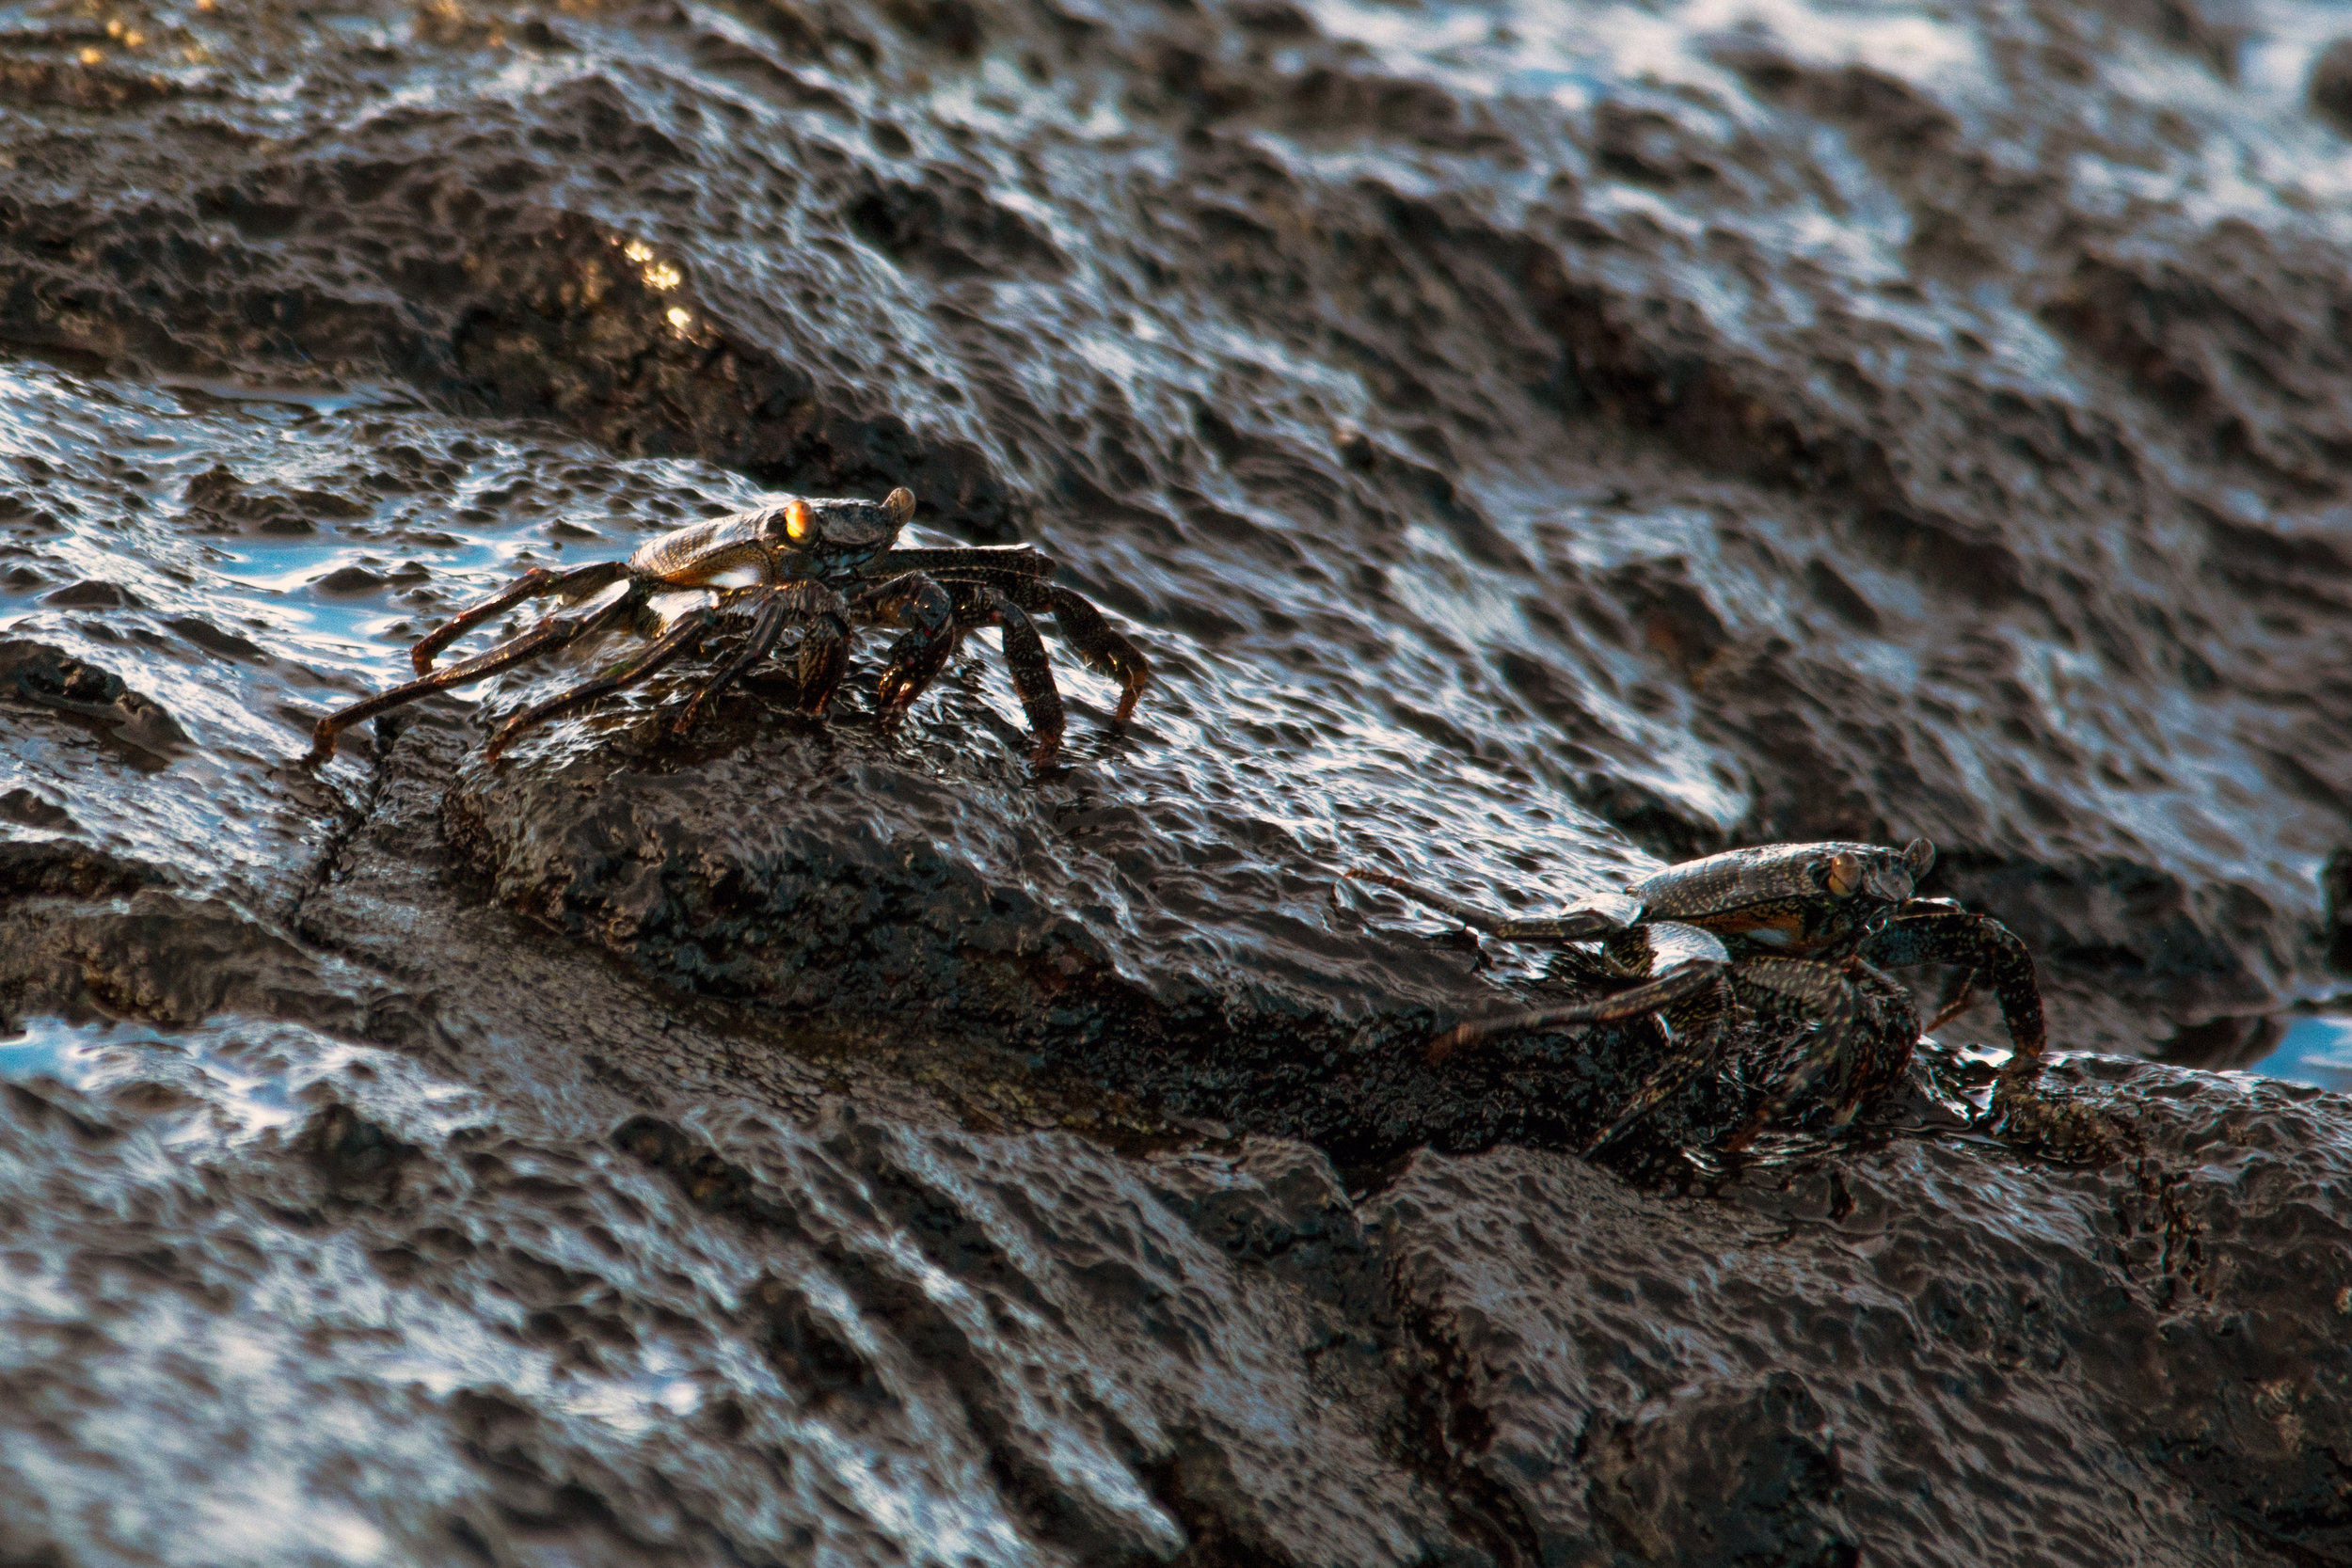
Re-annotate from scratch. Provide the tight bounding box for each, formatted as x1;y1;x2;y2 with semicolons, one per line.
438;712;1931;1168
5;0;2352;1559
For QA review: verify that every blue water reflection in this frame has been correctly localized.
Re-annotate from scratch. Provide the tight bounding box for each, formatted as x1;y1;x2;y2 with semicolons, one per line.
2249;1016;2352;1094
0;1015;485;1148
0;1016;88;1084
0;1016;301;1141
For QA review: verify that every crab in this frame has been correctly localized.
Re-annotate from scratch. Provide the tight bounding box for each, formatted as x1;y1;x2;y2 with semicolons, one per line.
1346;837;2048;1154
300;486;1150;768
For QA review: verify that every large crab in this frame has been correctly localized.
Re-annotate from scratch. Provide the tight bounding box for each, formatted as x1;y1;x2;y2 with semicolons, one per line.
1347;838;2048;1153
301;487;1150;768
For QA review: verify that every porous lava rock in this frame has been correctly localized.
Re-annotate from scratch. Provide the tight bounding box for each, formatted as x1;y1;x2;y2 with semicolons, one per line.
2;0;2351;1559
435;699;1923;1170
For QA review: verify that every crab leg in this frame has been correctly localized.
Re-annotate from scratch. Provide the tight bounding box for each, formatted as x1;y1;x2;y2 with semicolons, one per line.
930;570;1148;747
484;608;717;761
1427;956;1727;1061
670;582;851;736
993;602;1065;766
881;546;1057;580
855;572;961;736
980;579;1151;724
1719;958;1860;1150
1043;586;1150;724
940;581;1067;766
1863;901;2046;1086
1343;867;1625;942
1581;971;1739;1152
303;593;635;763
407;561;632;674
792;619;852;715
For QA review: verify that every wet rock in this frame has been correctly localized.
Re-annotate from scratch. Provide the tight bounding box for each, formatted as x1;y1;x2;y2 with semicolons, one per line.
1375;1055;2352;1567
434;710;1921;1168
842;170;1070;279
0;1017;1456;1568
2313;39;2352;136
0;0;2336;1053
291;1101;422;1200
0;891;357;1029
310;564;387;594
2326;848;2352;974
0;0;2349;1559
166;616;269;663
0;838;162;900
0;639;190;757
0;787;75;832
40;579;143;610
182;463;370;534
0;56;176;112
451;214;1021;540
1583;1372;1857;1567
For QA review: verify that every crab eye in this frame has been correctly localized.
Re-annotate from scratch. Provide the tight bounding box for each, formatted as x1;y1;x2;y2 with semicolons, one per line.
784;499;813;542
1824;851;1865;898
1903;837;1935;881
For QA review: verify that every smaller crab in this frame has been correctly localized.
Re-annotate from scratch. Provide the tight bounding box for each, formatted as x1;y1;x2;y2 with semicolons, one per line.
1346;838;2046;1153
301;487;1149;768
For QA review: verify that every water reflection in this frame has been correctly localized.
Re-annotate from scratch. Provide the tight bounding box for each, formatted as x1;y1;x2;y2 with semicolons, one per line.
2250;1015;2352;1094
0;1014;486;1147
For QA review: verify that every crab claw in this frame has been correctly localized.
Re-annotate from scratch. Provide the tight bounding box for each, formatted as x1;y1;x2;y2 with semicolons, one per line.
875;641;952;728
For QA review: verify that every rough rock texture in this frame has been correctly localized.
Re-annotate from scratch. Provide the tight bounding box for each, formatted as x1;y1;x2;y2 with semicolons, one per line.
437;711;1930;1168
4;0;2352;1559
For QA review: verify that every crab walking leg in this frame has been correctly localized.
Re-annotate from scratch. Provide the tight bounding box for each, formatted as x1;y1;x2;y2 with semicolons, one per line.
943;581;1067;766
1863;902;2047;1086
1048;587;1151;724
303;594;635;763
1343;867;1626;942
854;572;961;736
407;561;632;675
1924;972;1978;1033
881;546;1057;581
670;582;850;736
1582;971;1739;1153
995;579;1151;724
990;600;1065;766
791;618;852;715
1427;952;1729;1064
1719;958;1861;1150
484;608;718;761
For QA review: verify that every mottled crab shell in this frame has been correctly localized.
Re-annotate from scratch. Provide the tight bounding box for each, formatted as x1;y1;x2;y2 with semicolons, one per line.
626;488;917;586
1631;838;1935;922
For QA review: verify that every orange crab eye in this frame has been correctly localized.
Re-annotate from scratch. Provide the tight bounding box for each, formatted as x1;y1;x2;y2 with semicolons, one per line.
1824;851;1865;898
784;499;814;542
